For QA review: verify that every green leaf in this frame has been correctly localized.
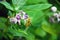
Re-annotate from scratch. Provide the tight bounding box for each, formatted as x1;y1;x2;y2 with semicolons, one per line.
23;10;44;27
0;17;7;29
0;23;7;32
35;27;46;37
26;0;48;4
8;26;28;36
0;23;6;30
31;11;44;27
0;18;7;23
0;1;13;11
23;4;52;11
41;20;57;35
26;33;35;40
8;25;35;40
12;0;27;10
49;35;57;40
8;11;13;16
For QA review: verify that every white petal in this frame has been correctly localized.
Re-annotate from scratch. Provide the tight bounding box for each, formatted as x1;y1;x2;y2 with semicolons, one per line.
10;17;17;24
17;20;21;25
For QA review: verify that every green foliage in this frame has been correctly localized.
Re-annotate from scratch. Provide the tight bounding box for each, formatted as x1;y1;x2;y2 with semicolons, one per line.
41;20;57;35
26;0;48;4
0;0;27;12
12;0;27;11
0;1;13;11
22;4;52;27
0;18;7;30
35;27;46;37
23;4;52;11
0;0;60;40
49;35;57;40
0;17;7;23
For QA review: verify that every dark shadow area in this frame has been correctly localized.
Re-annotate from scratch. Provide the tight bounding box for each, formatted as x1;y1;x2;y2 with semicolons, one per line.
0;0;11;18
0;4;8;18
48;0;57;5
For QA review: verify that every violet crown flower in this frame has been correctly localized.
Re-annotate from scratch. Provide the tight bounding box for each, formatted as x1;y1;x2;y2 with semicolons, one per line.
16;14;21;20
9;10;29;25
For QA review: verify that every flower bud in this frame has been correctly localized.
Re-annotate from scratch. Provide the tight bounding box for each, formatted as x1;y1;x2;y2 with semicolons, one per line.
53;13;58;17
51;6;57;12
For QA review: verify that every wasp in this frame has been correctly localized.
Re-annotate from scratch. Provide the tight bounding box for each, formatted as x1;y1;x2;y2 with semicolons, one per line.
25;18;31;27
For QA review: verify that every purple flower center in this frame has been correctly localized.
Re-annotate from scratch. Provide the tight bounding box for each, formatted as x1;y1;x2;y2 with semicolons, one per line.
24;14;28;19
16;15;21;20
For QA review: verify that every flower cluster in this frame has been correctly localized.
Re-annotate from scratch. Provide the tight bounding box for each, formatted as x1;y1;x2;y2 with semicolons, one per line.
9;10;29;25
50;6;60;23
